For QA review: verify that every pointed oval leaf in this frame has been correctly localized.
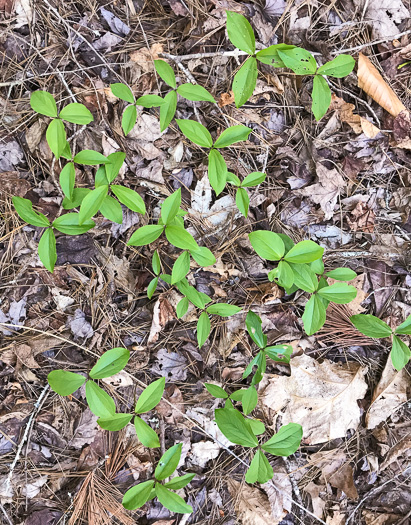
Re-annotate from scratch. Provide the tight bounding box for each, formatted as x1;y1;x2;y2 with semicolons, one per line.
262;422;303;456
317;55;355;78
111;185;146;214
350;314;392;338
128;224;164;246
177;83;215;102
46;118;67;159
155;443;182;480
154;60;176;88
30;90;57;117
134;416;160;448
90;347;130;379
256;44;295;67
161;188;182;224
310;258;325;275
190;246;216;267
207;303;241;317
197;311;211;348
110;83;135;103
236;187;249;217
391;335;411;371
85;380;116;418
105;151;126;183
325;268;357;281
155;483;193;514
135;377;166;414
208;149;228;195
98;413;133;431
122;480;155;510
52;213;95;235
245;449;274;484
291;263;318;293
214;408;258;447
241;171;266;187
48;370;86;396
276;260;294;289
317;283;357;304
152;250;161;275
205;383;228;399
246;310;266;349
277;47;317;75
164;473;195;490
284;240;324;264
122;104;137;136
176;297;189;318
74;150;109;165
59;103;94;124
62;188;91;210
214;125;251;148
233;57;258;108
59;162;75;200
79;185;108;225
248;418;266;435
265;344;293;364
226;10;255;54
99;195;123;224
147;277;159;300
135;94;165;108
38;228;56;272
302;295;326;335
242;386;258;415
12;196;50;227
311;74;331;121
176;119;212;148
171;250;190;284
165;224;199;251
395;314;411;335
248;230;285;261
160;90;177;131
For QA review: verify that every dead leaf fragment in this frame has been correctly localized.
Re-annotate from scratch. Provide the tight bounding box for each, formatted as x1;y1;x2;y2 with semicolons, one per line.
310;449;358;499
218;91;235;107
260;354;368;444
227;480;275;525
330;95;380;138
358;53;406;117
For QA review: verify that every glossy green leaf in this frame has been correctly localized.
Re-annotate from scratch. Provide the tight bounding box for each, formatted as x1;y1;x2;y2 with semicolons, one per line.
256;44;295;67
98;413;133;431
176;297;189;318
85;380;116;418
59;163;75;200
197;311;211;348
52;213;95;235
205;383;228;399
105;151;126;183
155;483;192;514
99;195;123;224
79;185;108;224
160;90;177;131
171;251;190;284
395;314;411;335
226;172;241;186
12;196;50;227
128;224;164;246
265;344;293;364
317;55;355;78
262;422;303;456
59;103;93;125
245;449;273;484
248;230;285;261
122;104;137;136
226;10;255;55
135;94;165;108
155;443;182;480
207;303;241;317
111;185;146;214
208;149;228;195
214;408;258;447
317;283;357;304
236;187;249;217
391;335;411;371
291;263;318;293
350;314;392;338
176;119;212;148
38;228;57;272
60;141;72;160
134;416;160;448
284;240;324;264
74;150;109;165
276;260;294;289
248;418;265;435
302;295;326;335
48;370;86;396
165;224;199;251
242;386;258;415
325;268;356;281
62;188;91;210
246;310;266;349
241;171;266;187
214;125;251;148
161;188;181;224
152;250;161;275
111;83;135;103
311;74;331;121
232;57;258;108
90;347;130;379
164;473;195;490
277;47;317;75
177;83;215;102
310;258;325;275
122;480;154;510
135;377;166;414
46;118;66;159
147;277;158;299
190;246;216;267
154;60;176;88
30;90;57;117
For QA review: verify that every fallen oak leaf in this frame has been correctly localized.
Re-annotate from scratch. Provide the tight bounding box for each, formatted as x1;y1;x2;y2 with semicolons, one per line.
330;94;380;138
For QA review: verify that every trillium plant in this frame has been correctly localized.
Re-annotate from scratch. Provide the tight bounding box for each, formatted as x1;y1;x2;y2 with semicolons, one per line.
13;9;409;517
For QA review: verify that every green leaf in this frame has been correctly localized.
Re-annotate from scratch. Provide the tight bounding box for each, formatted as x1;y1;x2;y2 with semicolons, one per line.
302;295;326;336
226;10;255;55
12;196;50;227
310;258;325;275
99;195;123;224
230;389;245;401
105;151;126;183
190;246;216;267
85;380;116;418
128;225;164;246
242;386;258;415
155;483;192;514
74;150;109;165
325;268;357;281
241;171;266;187
246;310;266;349
205;383;228;399
30;90;57;117
317;55;355;78
147;277;159;299
155;443;182;480
164;473;195;490
90;347;130;379
135;377;166;414
245;449;274;484
48;370;86;396
311;74;331;121
52;213;95;235
152;250;161;275
265;344;293;364
276;260;294;289
60;141;72;160
214;125;251;148
214;408;258;447
277;47;317;75
59;103;93;125
176;297;189;318
176;119;212;148
256;44;295;67
122;480;155;510
177;83;215;103
177;279;210;309
160;90;177;131
243;352;266;384
232;57;258;108
291;263;318;293
161;188;182;224
284;240;324;264
236;187;249;217
154;60;176;88
248;418;265;435
208;149;228;195
46;118;66;159
62;188;91;210
317;283;357;304
207;303;241;317
122;104;137;136
391;335;411;371
350;314;392;338
59;163;75;200
111;83;135;103
395;314;411;335
111;185;146;214
135;94;165;108
98;413;133;431
165;225;199;251
134;416;160;448
262;422;303;456
197;311;211;348
226;172;241;186
79;185;108;224
248;230;285;261
38;228;56;272
171;251;190;284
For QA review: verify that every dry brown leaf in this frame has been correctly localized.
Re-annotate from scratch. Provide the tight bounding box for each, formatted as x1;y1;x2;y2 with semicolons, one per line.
304;482;327;518
310;449;358;499
330;94;380;138
362;510;400;524
358;53;406;117
380;433;411;470
366;359;410;429
218;91;235;107
347;273;368;314
262;466;292;523
260;354;368;444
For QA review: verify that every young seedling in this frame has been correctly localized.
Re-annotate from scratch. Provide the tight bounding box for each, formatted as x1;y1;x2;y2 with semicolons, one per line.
226;171;266;217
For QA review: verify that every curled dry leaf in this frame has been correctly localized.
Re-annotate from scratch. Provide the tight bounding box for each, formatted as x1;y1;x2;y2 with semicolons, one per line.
310;449;358;499
227;479;276;525
358;53;406;117
366;358;410;429
260;354;368;444
330;94;380;138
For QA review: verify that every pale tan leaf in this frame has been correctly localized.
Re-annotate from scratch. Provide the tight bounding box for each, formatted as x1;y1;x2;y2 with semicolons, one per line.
330;94;380;138
262;466;292;523
260;354;368;444
310;450;358;499
366;358;410;429
380;433;411;470
358;53;406;116
304;482;327;518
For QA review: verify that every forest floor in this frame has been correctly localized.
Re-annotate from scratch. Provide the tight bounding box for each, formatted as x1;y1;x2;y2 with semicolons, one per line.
0;0;411;524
